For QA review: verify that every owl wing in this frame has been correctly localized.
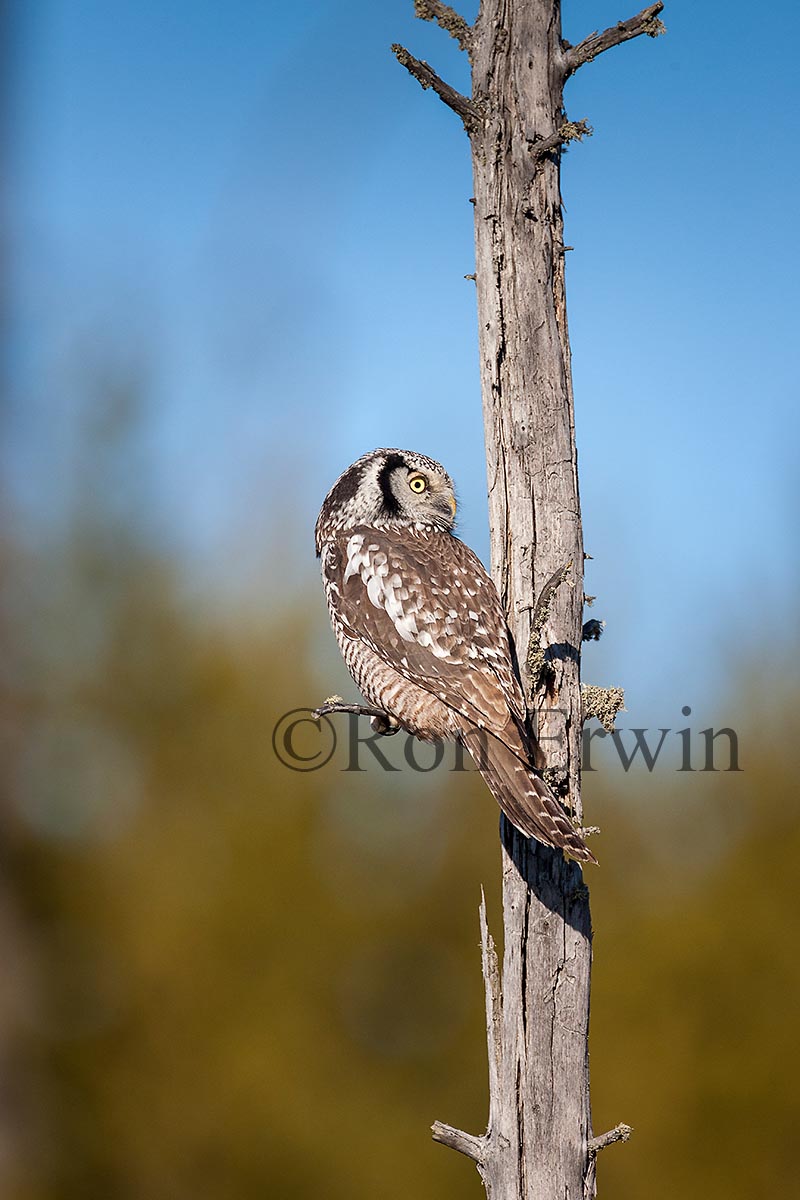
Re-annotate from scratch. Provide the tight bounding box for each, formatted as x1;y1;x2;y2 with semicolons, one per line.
322;525;528;744
322;524;596;864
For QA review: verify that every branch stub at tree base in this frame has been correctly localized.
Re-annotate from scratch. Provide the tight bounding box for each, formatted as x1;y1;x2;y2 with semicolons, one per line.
588;1122;633;1154
431;1121;485;1163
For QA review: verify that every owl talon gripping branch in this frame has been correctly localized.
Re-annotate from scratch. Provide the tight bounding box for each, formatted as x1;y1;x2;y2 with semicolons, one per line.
315;448;596;864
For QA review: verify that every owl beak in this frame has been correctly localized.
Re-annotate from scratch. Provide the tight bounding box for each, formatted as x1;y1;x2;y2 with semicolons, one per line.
448;495;457;519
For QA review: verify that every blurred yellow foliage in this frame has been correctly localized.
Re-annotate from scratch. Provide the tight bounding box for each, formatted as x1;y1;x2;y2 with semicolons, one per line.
1;417;797;1199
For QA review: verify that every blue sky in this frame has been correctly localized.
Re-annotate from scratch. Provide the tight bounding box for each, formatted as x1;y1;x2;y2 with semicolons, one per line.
6;0;799;727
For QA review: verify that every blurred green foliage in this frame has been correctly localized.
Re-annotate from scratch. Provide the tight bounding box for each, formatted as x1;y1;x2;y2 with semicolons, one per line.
1;398;797;1199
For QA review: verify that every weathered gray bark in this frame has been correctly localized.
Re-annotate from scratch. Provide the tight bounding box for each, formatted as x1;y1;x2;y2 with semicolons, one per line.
395;2;663;1196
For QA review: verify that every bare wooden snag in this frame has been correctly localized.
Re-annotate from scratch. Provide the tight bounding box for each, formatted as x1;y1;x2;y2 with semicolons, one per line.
394;2;664;1196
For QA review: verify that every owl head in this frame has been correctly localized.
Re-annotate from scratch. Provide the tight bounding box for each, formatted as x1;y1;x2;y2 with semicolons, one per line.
315;448;457;553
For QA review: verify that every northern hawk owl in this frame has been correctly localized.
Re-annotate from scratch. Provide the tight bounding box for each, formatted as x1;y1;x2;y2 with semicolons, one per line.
315;448;594;863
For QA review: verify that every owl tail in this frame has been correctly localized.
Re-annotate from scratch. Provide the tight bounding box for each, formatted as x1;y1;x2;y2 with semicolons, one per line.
461;727;597;865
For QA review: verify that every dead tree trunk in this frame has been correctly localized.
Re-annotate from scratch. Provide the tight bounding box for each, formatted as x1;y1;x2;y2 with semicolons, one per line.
394;3;663;1196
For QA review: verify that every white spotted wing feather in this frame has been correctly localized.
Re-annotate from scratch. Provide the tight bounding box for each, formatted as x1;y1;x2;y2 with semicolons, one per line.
320;524;595;863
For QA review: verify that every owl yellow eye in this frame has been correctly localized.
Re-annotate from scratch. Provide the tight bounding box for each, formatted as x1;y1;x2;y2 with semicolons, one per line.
408;475;428;494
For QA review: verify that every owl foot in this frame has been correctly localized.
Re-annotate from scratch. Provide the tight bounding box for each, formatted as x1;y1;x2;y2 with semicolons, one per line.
369;713;400;736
